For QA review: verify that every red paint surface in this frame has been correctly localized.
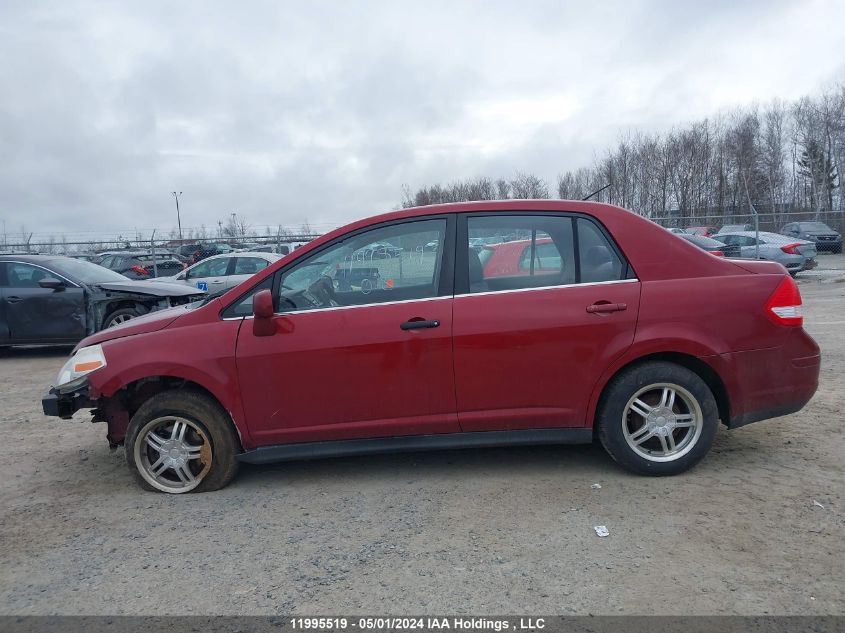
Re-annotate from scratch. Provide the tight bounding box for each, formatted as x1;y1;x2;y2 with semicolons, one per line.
77;201;820;448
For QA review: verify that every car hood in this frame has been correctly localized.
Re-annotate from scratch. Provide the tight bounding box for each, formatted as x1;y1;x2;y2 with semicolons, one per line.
75;304;191;349
93;280;203;297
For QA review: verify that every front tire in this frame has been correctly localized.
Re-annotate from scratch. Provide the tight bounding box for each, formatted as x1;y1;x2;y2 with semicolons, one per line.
597;361;719;476
125;389;240;493
102;306;140;329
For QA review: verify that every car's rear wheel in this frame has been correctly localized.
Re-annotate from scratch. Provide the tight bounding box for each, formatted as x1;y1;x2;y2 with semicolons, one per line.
597;361;719;475
125;389;240;493
103;306;140;329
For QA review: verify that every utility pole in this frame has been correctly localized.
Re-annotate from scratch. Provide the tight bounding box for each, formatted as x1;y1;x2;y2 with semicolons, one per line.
172;192;183;241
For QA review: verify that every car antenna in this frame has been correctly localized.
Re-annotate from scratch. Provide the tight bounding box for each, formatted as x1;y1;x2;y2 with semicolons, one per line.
582;183;611;201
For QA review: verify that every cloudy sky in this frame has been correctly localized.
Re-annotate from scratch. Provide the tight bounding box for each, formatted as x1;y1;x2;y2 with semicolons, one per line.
2;0;844;240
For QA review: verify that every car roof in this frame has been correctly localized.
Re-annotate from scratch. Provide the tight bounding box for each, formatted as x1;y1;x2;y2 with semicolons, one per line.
719;231;809;242
0;254;67;263
190;251;280;263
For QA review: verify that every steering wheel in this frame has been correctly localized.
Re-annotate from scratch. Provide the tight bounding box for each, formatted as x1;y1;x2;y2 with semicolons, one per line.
307;274;339;307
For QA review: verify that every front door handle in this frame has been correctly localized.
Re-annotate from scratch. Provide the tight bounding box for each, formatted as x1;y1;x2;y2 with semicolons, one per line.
5;296;22;304
400;319;440;331
586;302;627;314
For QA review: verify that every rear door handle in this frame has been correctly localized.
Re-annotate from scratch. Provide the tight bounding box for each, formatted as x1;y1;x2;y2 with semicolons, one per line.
400;319;440;330
5;296;22;304
586;302;627;314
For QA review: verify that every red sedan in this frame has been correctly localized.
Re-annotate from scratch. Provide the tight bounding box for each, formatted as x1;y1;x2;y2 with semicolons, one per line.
42;201;820;493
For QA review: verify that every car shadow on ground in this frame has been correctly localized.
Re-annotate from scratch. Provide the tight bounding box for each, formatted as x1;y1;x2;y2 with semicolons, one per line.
235;442;617;486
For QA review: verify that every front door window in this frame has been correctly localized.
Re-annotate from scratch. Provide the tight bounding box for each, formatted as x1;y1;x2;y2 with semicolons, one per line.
276;218;447;312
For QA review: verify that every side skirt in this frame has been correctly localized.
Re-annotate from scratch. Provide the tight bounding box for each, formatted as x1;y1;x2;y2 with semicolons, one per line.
238;428;593;465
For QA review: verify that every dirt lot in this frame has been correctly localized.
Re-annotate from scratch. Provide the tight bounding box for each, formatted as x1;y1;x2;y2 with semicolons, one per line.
0;270;843;616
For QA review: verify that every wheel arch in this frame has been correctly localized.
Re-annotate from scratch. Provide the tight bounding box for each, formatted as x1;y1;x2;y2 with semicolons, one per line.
587;351;732;430
98;300;151;329
93;374;248;451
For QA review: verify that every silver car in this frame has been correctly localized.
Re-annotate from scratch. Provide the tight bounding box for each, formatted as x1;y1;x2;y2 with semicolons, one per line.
716;231;817;275
148;252;280;292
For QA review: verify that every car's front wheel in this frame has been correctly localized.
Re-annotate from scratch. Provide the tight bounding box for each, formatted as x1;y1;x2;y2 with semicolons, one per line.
102;306;140;329
597;361;719;475
125;389;240;493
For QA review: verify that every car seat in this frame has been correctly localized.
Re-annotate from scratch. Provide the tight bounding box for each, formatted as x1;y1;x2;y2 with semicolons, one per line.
582;245;618;283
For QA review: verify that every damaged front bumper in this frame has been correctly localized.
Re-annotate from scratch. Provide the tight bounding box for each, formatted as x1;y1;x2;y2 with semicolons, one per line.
42;384;93;419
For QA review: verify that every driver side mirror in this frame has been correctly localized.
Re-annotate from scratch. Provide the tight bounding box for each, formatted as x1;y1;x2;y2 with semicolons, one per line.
252;289;276;336
38;277;65;291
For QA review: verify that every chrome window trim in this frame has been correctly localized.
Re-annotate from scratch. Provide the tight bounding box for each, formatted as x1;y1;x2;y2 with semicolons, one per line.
222;277;639;320
0;260;82;289
222;294;452;321
454;277;639;299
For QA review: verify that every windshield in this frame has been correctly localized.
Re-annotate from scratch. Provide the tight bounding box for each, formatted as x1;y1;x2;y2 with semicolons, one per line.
799;222;833;232
47;257;129;284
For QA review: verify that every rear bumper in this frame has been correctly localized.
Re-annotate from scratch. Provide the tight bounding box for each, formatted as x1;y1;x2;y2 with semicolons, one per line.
723;329;820;429
42;385;93;419
729;399;812;429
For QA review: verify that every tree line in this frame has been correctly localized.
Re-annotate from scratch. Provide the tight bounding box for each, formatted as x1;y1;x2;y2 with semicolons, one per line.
401;84;845;225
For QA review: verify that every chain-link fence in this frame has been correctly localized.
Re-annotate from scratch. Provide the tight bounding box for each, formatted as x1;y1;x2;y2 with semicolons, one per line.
648;208;845;235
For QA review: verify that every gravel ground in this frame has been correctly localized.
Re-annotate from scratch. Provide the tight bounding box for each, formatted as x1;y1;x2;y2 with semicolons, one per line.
0;278;843;616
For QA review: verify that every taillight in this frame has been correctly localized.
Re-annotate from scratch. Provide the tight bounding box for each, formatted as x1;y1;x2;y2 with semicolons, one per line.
765;276;803;326
131;265;150;276
709;250;725;257
781;243;802;254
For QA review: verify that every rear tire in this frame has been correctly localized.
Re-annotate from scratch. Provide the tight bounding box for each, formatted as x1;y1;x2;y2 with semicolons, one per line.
597;361;719;476
125;389;240;493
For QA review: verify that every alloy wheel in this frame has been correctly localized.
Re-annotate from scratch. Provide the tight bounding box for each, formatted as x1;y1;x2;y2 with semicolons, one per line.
108;313;134;327
622;383;703;462
134;416;213;493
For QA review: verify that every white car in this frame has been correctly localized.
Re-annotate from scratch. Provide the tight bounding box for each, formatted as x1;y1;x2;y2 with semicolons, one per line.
148;252;280;292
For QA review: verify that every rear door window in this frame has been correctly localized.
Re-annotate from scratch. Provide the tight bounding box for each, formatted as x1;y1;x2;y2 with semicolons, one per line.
465;215;575;292
463;214;629;294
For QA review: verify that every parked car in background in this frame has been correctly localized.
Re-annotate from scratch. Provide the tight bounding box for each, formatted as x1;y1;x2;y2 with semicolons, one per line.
686;226;718;237
478;237;562;279
189;243;233;264
0;255;203;344
716;231;817;275
354;241;402;259
271;241;310;256
666;227;688;234
41;200;819;493
675;233;740;257
149;252;280;292
716;224;754;234
171;244;201;263
96;251;185;279
66;253;99;262
780;221;842;254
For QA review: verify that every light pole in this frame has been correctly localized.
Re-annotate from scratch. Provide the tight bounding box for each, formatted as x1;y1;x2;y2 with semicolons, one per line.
172;192;183;241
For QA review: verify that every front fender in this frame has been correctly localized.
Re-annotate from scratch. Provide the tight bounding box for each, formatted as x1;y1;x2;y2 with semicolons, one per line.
85;318;255;448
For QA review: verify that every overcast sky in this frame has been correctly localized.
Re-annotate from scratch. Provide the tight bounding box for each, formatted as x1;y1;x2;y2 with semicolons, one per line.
2;0;844;240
